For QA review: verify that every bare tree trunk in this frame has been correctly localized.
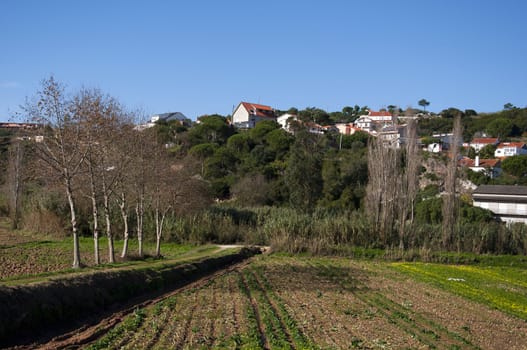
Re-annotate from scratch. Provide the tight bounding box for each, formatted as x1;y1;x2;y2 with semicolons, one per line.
136;198;144;257
91;194;100;265
8;140;23;229
398;119;420;250
366;136;399;247
155;209;167;257
87;161;100;265
102;175;115;263
155;208;161;257
65;174;81;269
119;191;129;258
442;115;462;250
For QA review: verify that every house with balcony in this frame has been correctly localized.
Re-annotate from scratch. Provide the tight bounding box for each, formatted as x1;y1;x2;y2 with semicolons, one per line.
494;142;527;158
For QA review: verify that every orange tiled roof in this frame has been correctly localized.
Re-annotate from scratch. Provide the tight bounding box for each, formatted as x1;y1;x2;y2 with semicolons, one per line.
368;111;392;117
240;102;275;119
459;157;501;167
471;138;498;144
496;142;526;149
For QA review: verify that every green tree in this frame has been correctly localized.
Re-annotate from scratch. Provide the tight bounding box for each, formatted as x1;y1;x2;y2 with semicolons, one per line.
298;107;331;125
188;115;234;146
502;155;527;177
285;131;323;211
249;120;280;143
440;108;464;119
486;118;513;139
265;128;293;160
478;144;497;159
418;99;430;112
226;133;251;154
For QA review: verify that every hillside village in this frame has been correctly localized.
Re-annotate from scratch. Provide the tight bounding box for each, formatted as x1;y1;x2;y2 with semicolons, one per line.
3;97;527;232
133;100;526;182
122;100;527;225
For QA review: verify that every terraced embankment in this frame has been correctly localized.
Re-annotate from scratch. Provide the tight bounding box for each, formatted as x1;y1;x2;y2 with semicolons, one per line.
0;246;262;348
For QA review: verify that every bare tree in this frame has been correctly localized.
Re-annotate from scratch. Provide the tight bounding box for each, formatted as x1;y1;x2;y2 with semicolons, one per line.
129;128;151;257
6;138;26;229
442;115;462;249
113;123;136;258
153;157;211;257
24;76;87;268
73;88;130;264
366;135;399;246
397;119;421;249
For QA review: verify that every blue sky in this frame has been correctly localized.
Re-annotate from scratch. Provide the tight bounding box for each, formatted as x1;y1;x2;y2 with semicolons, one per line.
1;0;526;121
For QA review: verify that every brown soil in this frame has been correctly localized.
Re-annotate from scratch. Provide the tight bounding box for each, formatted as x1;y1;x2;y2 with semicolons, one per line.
5;254;527;350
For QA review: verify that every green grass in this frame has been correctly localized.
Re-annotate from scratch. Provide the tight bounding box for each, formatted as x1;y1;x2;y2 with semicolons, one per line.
391;262;527;320
0;241;225;286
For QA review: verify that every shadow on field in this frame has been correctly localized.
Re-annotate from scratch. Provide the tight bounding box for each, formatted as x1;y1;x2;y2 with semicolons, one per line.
248;260;372;293
0;247;261;348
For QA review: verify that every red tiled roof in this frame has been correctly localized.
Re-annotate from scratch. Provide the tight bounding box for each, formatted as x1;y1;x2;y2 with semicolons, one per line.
241;102;273;111
459;157;501;167
496;142;526;149
471;138;498;144
240;102;275;119
481;159;501;167
368;111;392;117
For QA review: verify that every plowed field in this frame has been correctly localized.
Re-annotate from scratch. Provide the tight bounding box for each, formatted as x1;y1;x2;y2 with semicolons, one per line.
84;255;527;350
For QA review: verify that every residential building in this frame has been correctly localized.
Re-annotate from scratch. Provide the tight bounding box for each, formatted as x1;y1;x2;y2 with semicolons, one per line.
151;112;191;126
232;102;276;129
0;122;39;129
135;112;191;130
469;138;499;152
472;185;527;224
334;123;359;135
366;110;394;123
459;156;502;178
354;116;374;133
276;113;297;132
494;142;527;158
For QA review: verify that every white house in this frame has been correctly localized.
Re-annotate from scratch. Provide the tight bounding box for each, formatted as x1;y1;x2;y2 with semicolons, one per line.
494;142;527;158
472;185;527;224
276;113;297;132
135;112;191;130
231;102;276;129
427;143;442;153
335;123;362;135
469;138;499;152
459;156;502;178
366;110;394;122
355;110;394;134
354;116;374;133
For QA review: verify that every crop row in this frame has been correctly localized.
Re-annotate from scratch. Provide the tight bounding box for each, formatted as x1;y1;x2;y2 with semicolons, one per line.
85;263;316;349
307;259;480;350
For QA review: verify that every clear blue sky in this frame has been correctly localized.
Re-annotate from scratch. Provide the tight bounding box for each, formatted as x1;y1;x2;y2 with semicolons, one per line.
1;0;526;121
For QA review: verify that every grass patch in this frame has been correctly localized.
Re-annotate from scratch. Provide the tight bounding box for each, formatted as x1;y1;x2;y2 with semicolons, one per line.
392;262;527;320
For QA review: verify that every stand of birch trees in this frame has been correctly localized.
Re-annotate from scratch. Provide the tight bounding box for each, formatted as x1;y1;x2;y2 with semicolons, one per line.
22;77;210;268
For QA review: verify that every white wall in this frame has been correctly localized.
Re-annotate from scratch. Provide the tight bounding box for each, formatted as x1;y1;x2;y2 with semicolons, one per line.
232;105;250;126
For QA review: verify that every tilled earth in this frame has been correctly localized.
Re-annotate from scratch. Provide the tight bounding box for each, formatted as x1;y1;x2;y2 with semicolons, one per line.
68;255;527;350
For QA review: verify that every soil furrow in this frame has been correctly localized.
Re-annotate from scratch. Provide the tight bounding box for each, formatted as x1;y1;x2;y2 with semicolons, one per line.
173;291;198;350
249;269;298;349
238;270;270;350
